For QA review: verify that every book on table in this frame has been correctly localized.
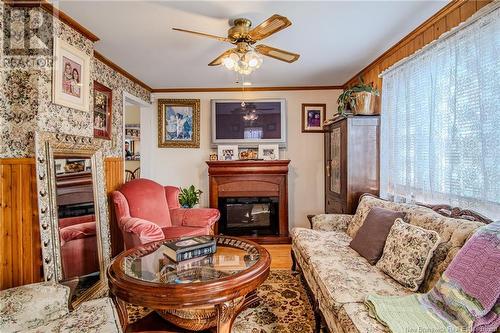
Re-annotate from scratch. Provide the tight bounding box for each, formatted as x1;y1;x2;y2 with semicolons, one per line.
163;236;217;262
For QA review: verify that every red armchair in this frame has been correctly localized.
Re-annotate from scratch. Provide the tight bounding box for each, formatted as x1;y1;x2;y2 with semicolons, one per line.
111;178;220;249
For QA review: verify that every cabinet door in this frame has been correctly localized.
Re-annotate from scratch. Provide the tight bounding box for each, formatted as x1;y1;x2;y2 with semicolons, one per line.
329;126;342;196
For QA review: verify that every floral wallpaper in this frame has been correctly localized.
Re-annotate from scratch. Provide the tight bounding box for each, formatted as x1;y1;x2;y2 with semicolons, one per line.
0;3;151;158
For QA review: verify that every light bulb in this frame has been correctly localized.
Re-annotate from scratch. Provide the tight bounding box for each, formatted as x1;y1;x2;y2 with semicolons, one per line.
222;57;234;69
248;58;258;68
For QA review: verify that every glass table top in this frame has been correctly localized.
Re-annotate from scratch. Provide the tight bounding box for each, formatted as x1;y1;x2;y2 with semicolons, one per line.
122;236;261;285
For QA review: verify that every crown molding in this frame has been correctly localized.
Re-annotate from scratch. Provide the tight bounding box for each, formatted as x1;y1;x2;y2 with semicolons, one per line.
94;51;152;92
152;85;343;93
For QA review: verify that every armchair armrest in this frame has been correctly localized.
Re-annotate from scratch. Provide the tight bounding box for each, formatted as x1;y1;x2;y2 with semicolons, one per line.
169;208;220;228
0;282;70;332
119;217;164;244
311;214;353;232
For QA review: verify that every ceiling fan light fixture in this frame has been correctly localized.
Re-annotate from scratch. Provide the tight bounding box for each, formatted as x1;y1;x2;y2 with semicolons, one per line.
221;49;263;75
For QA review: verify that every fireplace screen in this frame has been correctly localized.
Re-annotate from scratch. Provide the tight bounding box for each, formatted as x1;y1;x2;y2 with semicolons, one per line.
218;197;279;236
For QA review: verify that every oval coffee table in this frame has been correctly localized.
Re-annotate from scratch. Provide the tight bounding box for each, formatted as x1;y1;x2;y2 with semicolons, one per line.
107;236;271;333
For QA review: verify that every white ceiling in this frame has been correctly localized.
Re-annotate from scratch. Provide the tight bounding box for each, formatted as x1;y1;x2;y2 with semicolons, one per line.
59;1;447;88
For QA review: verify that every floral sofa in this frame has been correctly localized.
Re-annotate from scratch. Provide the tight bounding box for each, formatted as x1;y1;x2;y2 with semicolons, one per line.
0;282;122;333
291;194;485;333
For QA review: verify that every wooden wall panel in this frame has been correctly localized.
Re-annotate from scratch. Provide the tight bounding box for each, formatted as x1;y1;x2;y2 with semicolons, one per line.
344;0;492;92
0;157;125;290
0;158;41;290
104;157;125;257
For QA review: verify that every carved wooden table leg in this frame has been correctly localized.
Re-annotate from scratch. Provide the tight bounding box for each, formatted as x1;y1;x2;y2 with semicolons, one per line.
215;296;247;333
112;297;130;331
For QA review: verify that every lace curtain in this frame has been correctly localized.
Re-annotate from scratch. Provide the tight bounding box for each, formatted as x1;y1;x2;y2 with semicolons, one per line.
380;4;500;220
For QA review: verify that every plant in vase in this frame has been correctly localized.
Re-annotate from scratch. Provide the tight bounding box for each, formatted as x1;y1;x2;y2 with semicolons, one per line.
337;79;380;116
179;185;203;208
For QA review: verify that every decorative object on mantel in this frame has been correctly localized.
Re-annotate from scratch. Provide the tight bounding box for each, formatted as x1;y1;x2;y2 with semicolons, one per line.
337;78;379;116
302;103;326;133
258;144;279;160
217;145;239;161
209;153;218;161
52;38;90;111
173;15;299;76
158;99;200;148
178;185;203;208
93;81;112;139
239;148;258;160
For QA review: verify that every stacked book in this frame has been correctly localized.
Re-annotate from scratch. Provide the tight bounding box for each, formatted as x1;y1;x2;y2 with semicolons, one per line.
163;236;217;262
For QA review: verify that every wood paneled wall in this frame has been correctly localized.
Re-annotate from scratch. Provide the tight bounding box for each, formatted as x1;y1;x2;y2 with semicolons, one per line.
344;0;492;91
0;157;125;290
104;157;125;257
0;158;41;290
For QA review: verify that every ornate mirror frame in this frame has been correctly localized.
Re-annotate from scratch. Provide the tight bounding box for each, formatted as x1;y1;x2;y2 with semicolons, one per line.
35;131;112;307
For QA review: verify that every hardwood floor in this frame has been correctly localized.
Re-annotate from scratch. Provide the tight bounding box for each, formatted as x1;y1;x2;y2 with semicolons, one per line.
262;244;292;270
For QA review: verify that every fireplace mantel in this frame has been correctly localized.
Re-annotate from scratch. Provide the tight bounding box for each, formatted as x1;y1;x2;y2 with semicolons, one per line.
207;160;290;244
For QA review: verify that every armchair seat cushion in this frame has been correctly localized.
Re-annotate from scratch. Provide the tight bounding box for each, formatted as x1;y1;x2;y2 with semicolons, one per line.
59;221;96;245
170;208;220;227
162;226;211;239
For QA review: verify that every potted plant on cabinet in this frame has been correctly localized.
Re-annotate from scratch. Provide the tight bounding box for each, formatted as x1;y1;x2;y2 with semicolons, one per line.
337;79;380;116
179;185;203;208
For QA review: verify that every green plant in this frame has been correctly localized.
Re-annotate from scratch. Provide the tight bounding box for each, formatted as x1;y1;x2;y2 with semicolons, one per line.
179;185;203;208
337;78;379;116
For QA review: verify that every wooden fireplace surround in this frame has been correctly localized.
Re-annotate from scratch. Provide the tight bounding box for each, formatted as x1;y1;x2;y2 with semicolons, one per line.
207;160;291;244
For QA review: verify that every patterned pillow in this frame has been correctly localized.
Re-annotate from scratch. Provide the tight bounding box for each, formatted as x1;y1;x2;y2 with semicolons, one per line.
376;218;441;291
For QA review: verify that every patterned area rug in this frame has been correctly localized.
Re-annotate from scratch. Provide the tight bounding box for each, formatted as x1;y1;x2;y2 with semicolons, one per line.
126;270;316;332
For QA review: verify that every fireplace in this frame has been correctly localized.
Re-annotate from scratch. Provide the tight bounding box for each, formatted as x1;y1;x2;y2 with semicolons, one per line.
207;159;290;244
218;197;279;236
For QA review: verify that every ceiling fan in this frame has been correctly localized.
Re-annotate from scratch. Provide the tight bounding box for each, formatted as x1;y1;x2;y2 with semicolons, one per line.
172;14;300;74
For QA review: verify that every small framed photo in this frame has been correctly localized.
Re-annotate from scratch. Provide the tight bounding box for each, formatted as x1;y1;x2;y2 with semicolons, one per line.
217;145;238;161
158;99;200;148
302;104;326;133
258;144;279;160
93;81;112;139
52;38;90;111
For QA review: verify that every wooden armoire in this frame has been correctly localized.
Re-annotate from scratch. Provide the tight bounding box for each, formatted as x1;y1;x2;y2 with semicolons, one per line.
324;115;380;214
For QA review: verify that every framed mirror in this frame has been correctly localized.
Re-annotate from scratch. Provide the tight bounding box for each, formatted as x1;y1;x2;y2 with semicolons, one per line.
35;131;111;308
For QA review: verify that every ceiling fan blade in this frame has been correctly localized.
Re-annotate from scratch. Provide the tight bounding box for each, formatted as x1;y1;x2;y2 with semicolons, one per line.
255;44;300;63
172;28;230;42
248;14;292;41
208;49;235;66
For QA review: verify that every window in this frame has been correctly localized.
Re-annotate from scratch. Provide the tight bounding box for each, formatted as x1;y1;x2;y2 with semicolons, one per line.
380;6;500;219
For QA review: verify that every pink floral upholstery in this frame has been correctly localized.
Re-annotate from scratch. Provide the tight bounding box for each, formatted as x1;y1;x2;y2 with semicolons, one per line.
112;179;220;249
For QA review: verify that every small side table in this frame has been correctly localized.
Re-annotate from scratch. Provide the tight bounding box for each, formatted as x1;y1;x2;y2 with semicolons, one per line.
307;214;315;229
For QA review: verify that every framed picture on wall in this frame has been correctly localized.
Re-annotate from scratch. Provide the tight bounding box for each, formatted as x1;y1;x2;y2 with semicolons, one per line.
302;103;326;133
52;38;90;111
93;81;112;140
158;99;200;148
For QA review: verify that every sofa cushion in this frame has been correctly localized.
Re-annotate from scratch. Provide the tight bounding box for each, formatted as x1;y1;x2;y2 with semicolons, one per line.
292;228;410;313
376;219;441;291
346;195;484;291
346;194;430;238
337;302;387;333
349;207;405;265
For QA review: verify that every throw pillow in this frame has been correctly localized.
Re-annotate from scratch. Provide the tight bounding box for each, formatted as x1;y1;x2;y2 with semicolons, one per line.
376;218;441;291
349;207;405;265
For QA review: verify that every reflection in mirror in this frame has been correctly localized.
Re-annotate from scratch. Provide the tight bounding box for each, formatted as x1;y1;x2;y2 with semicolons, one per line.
54;157;99;303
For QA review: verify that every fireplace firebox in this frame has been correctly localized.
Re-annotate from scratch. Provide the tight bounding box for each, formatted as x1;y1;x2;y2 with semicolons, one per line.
207;160;290;244
218;197;279;236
